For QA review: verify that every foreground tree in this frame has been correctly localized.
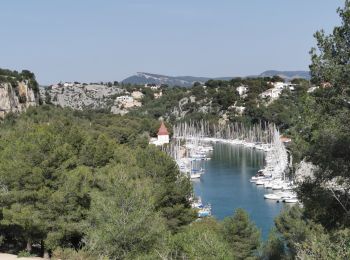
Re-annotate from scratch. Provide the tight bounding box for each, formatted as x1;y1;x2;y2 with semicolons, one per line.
222;208;261;260
296;0;350;228
261;228;285;260
310;0;350;90
268;206;350;260
135;146;196;232
295;228;350;260
272;205;327;259
166;218;234;260
85;168;166;259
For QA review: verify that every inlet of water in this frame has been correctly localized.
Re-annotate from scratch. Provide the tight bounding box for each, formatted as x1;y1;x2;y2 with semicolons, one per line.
193;142;284;239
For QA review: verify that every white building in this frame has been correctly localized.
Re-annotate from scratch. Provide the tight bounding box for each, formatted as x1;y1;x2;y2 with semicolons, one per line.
154;91;163;99
260;81;297;101
144;83;161;90
236;85;248;96
260;88;283;100
271;82;296;91
272;82;285;89
150;122;169;146
63;82;74;87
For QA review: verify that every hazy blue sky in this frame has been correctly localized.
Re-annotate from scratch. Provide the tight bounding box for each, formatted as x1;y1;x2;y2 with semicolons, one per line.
0;0;344;84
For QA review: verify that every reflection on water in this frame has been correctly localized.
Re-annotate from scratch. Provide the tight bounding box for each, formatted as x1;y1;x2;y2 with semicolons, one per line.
193;142;283;239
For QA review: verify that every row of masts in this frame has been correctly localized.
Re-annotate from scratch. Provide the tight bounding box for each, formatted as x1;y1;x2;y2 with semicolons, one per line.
173;120;277;144
165;121;287;168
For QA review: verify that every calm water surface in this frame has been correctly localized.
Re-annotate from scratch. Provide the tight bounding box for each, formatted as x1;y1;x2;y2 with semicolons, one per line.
193;142;283;239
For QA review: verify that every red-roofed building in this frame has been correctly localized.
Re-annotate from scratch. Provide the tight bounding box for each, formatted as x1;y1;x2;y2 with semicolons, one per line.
158;121;169;135
157;122;169;144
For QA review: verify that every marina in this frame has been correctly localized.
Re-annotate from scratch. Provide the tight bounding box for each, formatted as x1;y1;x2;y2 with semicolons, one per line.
167;121;298;238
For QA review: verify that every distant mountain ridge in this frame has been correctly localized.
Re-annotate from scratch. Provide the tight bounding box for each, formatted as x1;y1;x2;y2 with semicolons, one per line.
122;72;210;87
122;71;310;87
259;70;310;81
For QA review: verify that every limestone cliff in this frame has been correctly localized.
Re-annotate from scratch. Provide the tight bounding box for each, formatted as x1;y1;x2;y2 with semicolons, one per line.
41;83;124;112
0;81;38;118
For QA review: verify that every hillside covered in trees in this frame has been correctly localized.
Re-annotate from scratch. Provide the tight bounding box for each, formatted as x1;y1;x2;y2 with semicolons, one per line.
0;106;265;259
0;1;349;259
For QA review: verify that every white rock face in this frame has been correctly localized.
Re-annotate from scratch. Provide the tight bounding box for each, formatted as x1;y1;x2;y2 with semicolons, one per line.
42;84;124;112
0;82;38;117
295;159;348;193
294;159;317;183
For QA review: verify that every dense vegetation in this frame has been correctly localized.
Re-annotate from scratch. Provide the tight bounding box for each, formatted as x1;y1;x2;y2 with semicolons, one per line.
0;1;349;259
0;107;189;258
0;107;264;259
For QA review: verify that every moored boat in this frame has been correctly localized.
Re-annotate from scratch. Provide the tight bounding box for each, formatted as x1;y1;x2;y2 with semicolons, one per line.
198;204;211;217
190;172;201;179
284;198;299;203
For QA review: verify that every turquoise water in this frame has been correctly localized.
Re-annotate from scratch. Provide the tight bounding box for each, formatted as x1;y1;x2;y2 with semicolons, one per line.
193;142;283;239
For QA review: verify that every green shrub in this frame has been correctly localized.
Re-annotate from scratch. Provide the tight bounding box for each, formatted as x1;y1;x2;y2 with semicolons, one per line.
17;250;36;257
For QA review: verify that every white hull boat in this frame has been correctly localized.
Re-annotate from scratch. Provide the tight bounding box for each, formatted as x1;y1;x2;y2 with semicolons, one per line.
272;183;283;190
284;198;299;203
190;173;201;179
264;191;290;200
256;180;268;185
264;193;283;200
250;176;266;182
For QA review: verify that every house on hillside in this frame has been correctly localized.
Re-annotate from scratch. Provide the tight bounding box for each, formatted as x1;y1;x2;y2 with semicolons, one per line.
149;122;170;146
154;91;163;99
260;88;282;100
144;83;161;90
63;82;74;87
236;85;248;96
271;82;296;91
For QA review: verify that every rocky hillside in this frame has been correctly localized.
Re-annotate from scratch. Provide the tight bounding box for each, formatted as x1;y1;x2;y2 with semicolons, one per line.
41;83;137;114
0;69;40;118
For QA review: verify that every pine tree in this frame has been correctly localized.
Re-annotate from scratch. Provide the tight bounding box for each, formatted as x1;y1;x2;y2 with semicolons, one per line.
222;208;261;260
296;0;350;228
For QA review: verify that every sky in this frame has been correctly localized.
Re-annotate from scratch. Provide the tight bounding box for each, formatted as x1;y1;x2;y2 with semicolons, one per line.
0;0;344;84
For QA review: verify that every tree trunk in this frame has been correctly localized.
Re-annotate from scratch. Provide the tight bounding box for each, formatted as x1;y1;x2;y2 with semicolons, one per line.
26;239;32;252
41;240;50;259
